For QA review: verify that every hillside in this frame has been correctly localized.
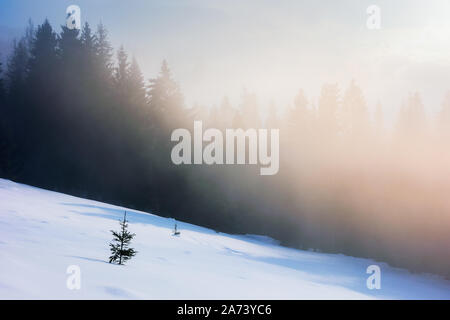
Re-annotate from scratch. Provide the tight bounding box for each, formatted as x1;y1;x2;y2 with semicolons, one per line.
0;178;449;299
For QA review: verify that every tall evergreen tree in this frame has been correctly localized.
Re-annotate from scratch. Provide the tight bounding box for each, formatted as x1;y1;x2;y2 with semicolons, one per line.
341;80;369;138
6;39;28;99
0;57;8;177
80;22;95;54
147;60;183;126
4;38;30;180
94;23;114;83
28;20;58;76
109;212;137;265
317;83;340;141
397;92;426;139
114;45;130;98
58;25;81;68
0;58;4;103
24;19;35;54
128;56;146;105
24;19;59;185
288;89;311;140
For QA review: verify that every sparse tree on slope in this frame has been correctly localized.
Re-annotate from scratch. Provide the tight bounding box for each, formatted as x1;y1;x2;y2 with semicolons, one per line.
109;211;137;265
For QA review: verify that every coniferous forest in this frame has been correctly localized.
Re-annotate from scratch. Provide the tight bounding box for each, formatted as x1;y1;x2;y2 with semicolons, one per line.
1;19;450;278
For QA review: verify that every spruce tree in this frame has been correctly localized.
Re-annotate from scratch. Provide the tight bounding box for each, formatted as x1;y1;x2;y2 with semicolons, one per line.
0;58;4;102
317;83;340;140
128;57;146;105
80;22;95;54
147;60;183;120
0;58;7;177
341;80;369;137
114;45;129;90
94;23;113;82
7;38;28;98
109;212;137;265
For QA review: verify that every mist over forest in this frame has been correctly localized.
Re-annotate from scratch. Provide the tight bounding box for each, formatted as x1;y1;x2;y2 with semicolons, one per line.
0;19;449;278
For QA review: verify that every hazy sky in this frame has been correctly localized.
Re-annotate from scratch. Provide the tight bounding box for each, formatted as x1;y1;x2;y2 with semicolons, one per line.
2;0;450;125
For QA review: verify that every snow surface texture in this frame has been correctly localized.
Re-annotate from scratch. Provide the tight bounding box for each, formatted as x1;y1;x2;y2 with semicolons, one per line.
0;178;449;300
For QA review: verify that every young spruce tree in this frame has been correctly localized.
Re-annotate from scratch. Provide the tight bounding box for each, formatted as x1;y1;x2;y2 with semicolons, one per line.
109;211;137;265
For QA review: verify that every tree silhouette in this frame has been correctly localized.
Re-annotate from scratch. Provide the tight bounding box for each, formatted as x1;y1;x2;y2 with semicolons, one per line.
0;58;4;102
397;91;426;139
109;212;137;265
341;80;369;138
317;83;339;140
147;60;183;125
6;39;28;99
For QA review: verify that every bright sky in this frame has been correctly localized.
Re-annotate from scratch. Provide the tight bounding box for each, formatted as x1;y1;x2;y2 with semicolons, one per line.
2;0;450;124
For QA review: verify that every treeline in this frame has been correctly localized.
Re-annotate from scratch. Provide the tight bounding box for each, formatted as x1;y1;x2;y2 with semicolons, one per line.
1;19;450;278
0;19;182;212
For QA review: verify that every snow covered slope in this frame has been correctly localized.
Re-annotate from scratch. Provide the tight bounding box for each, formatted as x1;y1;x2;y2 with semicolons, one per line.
0;178;449;299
